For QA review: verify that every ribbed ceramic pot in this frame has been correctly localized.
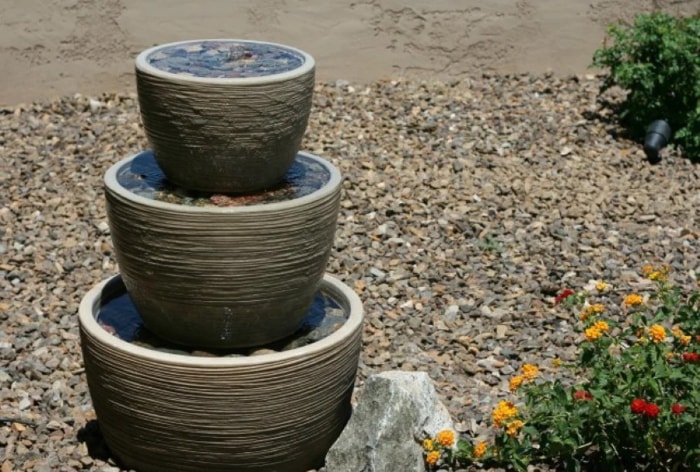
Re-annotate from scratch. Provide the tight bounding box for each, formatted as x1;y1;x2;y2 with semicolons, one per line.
104;150;341;348
135;39;315;193
79;274;363;472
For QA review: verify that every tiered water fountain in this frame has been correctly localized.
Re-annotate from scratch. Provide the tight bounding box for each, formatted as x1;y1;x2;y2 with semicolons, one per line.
78;39;364;472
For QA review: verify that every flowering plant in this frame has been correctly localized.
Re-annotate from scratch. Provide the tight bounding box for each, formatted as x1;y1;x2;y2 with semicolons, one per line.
424;266;700;471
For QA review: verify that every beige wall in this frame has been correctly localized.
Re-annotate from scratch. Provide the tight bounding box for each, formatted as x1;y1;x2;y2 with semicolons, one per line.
0;0;697;105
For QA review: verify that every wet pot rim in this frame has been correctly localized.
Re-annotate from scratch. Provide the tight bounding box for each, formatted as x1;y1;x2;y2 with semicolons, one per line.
78;273;364;367
103;150;342;214
135;38;316;86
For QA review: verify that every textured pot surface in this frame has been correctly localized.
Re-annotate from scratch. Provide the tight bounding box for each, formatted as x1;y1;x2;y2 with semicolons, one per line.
104;150;341;348
135;39;315;194
79;274;363;472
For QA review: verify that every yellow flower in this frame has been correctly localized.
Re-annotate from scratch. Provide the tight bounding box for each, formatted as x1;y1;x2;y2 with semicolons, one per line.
506;420;525;437
423;438;434;451
596;281;609;291
581;304;605;321
672;327;684;337
593;320;609;333
666;352;675;360
474;441;488;458
585;326;603;341
435;430;455;447
649;324;666;343
522;364;539;380
680;335;691;346
509;375;524;392
648;271;667;282
641;265;654;275
624;294;644;307
425;450;441;465
492;400;518;427
552;358;562;368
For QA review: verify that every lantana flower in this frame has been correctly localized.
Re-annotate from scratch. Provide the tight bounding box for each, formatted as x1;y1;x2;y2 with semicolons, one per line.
682;352;700;363
522;364;539;380
473;442;487;458
435;430;455;447
630;398;660;418
631;398;647;414
506;420;525;437
649;324;666;343
425;450;441;465
509;375;524;392
624;294;644;307
574;390;593;401
555;289;575;305
671;403;687;415
492;400;518;427
580;304;605;321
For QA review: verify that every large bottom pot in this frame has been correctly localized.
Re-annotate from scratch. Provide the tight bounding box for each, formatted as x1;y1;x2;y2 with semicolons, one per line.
79;274;363;472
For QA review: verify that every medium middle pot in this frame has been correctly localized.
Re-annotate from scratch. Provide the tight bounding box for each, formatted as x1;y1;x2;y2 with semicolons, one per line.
104;150;341;348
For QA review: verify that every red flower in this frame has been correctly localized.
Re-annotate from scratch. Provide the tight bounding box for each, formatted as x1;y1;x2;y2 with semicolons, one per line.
574;390;593;401
631;398;647;414
672;403;687;415
682;352;700;363
643;403;660;418
555;289;575;305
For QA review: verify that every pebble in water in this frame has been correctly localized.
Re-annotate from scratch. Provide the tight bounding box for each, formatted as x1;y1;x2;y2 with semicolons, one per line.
146;40;305;78
119;150;331;206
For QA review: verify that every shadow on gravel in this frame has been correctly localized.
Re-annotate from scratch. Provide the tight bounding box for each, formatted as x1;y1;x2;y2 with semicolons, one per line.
77;420;121;465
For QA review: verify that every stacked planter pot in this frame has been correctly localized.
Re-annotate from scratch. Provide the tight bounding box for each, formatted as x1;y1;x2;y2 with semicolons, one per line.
78;39;363;472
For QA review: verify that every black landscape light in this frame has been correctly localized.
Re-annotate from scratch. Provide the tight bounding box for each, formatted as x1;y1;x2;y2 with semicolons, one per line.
643;119;672;163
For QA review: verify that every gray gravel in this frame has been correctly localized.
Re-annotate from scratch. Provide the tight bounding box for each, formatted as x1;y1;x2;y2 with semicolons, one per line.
1;73;699;471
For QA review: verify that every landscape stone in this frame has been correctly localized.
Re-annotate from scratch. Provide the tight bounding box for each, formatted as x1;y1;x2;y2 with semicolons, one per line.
322;371;454;472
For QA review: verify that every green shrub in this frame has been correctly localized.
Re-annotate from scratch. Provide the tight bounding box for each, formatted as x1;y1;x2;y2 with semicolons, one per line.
591;12;700;160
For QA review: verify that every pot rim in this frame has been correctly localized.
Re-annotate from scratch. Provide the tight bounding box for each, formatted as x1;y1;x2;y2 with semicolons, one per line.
104;150;342;214
135;38;315;85
79;273;363;367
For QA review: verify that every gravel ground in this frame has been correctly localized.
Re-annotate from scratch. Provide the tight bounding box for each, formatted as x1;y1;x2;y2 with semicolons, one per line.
1;74;699;471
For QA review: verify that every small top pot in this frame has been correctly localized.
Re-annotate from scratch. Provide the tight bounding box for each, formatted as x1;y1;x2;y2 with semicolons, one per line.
135;39;315;194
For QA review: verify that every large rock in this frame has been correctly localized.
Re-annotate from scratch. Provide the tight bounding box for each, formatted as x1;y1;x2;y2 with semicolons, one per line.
323;371;454;472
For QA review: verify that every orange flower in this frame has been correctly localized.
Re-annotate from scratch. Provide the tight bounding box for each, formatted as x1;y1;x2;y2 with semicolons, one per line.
425;450;440;465
593;320;609;333
506;420;525;437
649;324;666;343
672;327;691;346
509;375;524;392
580;304;604;321
522;364;539;380
641;265;654;275
474;442;488;458
648;271;667;282
435;430;455;447
585;326;603;341
492;400;518;427
624;294;644;307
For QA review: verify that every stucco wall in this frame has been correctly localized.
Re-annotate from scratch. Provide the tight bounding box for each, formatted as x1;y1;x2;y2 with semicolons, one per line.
0;0;697;105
